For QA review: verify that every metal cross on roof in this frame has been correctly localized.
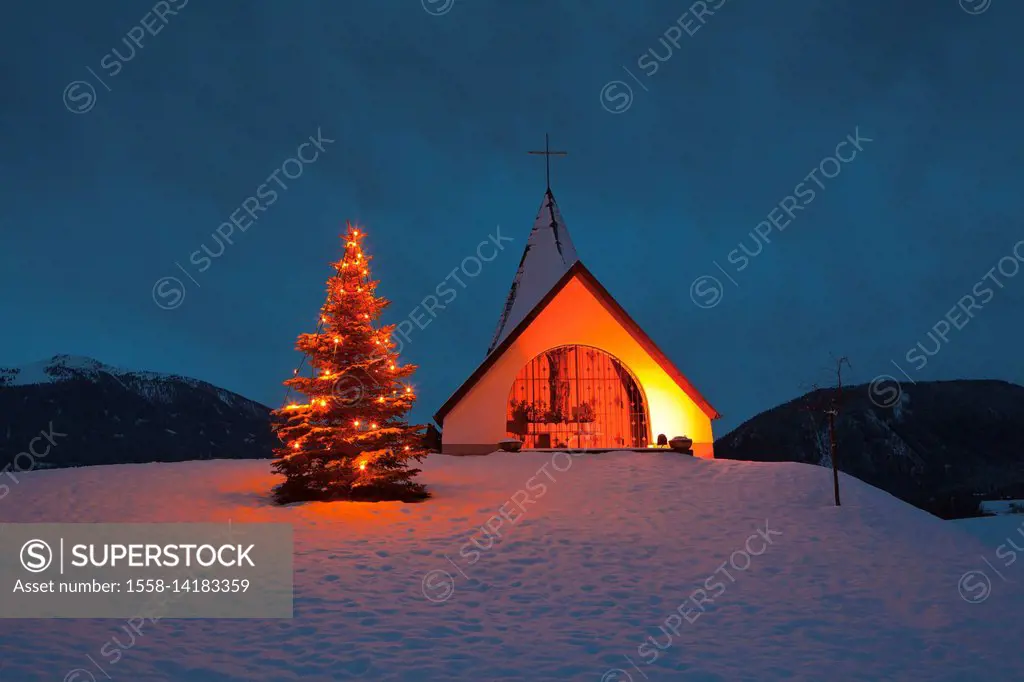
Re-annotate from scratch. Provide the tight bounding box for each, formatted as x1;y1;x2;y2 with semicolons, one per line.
528;133;567;190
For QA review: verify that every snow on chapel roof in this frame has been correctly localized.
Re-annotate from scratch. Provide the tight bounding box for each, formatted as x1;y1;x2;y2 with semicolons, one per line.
487;189;578;354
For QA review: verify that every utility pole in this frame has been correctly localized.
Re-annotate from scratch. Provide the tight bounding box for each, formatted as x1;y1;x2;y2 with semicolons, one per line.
826;406;839;506
827;356;850;507
801;356;851;507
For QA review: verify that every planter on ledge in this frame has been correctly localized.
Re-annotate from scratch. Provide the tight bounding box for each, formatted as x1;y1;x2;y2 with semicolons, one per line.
669;436;694;454
498;438;523;453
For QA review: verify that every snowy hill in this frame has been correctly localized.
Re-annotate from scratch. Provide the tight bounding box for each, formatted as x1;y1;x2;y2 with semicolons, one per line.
0;355;273;468
716;379;1024;519
0;453;1020;681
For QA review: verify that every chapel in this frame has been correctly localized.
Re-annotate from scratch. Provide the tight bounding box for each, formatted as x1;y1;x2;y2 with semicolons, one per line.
433;166;719;457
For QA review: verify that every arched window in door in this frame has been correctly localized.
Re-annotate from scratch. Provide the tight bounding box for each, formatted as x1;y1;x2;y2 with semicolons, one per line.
506;345;649;449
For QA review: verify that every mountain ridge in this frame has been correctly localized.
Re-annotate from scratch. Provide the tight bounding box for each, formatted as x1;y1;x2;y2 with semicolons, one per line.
0;354;274;469
715;378;1024;518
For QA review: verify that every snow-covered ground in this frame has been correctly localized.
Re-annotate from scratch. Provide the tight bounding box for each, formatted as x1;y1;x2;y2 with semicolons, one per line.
1;452;1021;681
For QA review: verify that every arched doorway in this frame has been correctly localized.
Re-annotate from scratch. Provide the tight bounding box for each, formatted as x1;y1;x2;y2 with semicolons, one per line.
506;345;650;449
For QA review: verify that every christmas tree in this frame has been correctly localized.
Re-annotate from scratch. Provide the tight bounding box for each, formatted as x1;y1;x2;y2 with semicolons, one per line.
271;223;430;504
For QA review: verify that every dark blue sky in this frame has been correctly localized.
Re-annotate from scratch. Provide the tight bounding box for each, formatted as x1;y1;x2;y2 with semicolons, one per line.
1;0;1021;433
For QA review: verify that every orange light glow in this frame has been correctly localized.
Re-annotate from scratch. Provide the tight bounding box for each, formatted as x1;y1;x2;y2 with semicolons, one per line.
359;461;367;471
370;422;378;429
292;442;300;449
318;399;327;407
439;275;717;458
377;397;384;403
334;337;341;343
389;363;395;370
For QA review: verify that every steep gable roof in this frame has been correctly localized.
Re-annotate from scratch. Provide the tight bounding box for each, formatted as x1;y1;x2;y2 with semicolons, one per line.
487;189;578;354
435;261;721;425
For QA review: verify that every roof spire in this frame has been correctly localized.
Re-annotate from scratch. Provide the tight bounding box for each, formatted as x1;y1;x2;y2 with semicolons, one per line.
527;133;567;191
487;188;579;354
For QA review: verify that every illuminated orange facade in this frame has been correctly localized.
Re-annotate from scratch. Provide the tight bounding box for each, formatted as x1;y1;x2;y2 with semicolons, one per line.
434;190;719;456
508;344;649;449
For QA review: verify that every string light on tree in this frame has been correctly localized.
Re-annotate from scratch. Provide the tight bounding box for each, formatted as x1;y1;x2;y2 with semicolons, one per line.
269;221;430;503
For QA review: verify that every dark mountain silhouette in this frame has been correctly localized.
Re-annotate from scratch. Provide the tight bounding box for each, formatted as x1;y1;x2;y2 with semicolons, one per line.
714;379;1024;519
0;355;274;469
